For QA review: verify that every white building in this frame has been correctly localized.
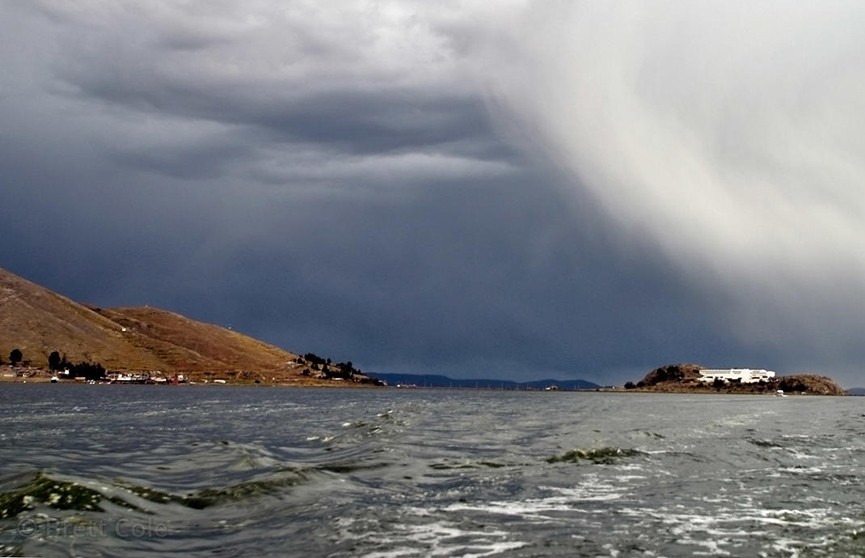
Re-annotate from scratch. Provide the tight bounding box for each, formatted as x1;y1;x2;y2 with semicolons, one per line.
698;368;775;384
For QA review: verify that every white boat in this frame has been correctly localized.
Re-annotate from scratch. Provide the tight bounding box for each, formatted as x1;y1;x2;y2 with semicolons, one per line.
775;389;787;397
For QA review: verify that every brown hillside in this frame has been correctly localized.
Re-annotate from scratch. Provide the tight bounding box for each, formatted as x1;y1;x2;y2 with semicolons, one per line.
91;306;300;374
0;266;377;385
0;267;163;370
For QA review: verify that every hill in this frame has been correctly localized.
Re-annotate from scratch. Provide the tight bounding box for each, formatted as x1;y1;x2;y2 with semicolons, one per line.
626;363;846;395
366;372;600;390
0;266;377;385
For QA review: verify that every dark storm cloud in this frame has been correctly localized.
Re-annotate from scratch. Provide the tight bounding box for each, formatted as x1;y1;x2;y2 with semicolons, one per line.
153;175;726;381
4;1;506;182
2;1;865;387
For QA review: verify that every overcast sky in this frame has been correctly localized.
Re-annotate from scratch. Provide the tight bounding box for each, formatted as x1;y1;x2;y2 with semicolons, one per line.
2;2;865;386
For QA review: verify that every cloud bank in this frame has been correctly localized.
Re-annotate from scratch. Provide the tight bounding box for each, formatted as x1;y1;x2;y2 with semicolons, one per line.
2;1;865;384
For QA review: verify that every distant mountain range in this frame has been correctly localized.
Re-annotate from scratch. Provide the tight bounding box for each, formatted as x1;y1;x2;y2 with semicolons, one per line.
366;372;600;390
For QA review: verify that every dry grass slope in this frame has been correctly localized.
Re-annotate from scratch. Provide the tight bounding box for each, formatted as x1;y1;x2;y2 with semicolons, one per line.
0;266;339;384
91;306;301;374
0;267;162;370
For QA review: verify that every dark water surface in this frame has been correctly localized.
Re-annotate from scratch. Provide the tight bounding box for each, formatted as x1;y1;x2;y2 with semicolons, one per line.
1;385;864;557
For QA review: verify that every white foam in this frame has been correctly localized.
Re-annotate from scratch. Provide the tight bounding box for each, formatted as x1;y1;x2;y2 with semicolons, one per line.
355;518;526;558
442;481;629;524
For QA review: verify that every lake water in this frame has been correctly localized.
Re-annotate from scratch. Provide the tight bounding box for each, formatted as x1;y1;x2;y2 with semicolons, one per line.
1;385;864;557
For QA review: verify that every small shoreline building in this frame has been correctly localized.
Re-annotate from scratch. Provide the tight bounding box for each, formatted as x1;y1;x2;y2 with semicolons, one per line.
698;368;775;384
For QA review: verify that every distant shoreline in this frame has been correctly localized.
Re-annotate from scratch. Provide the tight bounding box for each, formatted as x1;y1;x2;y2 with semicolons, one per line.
0;365;377;388
0;376;850;395
0;366;53;383
0;365;852;394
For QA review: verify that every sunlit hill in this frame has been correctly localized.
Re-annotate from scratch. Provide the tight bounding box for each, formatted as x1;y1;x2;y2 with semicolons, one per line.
0;266;377;385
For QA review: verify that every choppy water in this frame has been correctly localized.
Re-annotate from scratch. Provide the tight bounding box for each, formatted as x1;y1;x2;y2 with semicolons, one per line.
1;385;864;557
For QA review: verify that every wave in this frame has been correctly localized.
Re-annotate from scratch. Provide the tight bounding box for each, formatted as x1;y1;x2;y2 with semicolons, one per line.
0;459;382;520
1;444;646;520
546;447;644;465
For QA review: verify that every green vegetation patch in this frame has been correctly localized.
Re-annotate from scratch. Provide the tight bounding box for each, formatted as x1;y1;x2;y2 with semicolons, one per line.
114;481;177;505
0;470;317;519
429;462;476;471
0;473;136;519
428;460;510;471
748;438;783;448
546;447;643;465
179;471;308;509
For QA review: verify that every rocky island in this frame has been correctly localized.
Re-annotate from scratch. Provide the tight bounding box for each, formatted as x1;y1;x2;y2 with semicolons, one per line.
625;363;846;395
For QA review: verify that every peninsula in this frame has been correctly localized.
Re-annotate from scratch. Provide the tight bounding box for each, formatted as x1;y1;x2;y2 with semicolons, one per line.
0;266;380;386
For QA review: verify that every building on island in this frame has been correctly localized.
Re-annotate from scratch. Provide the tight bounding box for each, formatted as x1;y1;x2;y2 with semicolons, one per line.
697;368;775;384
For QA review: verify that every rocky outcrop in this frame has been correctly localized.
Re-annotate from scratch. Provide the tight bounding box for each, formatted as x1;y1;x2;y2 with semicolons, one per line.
638;363;704;386
775;374;846;396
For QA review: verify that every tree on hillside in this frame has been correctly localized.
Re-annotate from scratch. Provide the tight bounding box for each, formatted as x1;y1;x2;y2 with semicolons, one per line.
9;349;23;366
48;351;62;371
304;353;326;366
65;361;106;381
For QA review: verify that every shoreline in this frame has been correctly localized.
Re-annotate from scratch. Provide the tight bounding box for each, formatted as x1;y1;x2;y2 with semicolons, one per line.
0;377;849;395
0;366;850;394
0;365;381;388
